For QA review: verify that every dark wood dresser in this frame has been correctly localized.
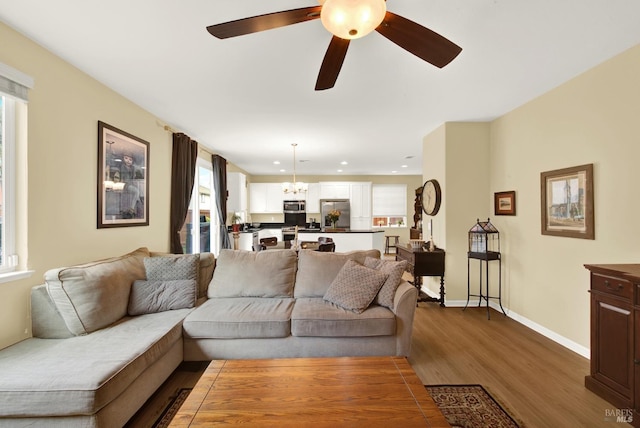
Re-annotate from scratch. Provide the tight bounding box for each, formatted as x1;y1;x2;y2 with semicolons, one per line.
584;263;640;426
396;245;445;306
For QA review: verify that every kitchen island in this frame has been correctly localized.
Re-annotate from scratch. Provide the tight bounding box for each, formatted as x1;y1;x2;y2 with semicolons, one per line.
297;230;385;254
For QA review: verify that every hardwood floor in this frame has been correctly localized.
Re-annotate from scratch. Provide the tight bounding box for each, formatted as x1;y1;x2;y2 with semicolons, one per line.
410;304;617;427
127;305;618;428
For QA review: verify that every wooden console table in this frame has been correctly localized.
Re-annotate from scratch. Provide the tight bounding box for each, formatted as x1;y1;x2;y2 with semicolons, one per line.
396;245;446;306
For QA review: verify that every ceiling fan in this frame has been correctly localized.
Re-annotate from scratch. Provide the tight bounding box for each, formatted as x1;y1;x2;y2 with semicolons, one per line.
206;0;462;90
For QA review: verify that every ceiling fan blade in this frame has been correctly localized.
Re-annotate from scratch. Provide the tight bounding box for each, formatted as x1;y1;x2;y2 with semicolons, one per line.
375;12;462;68
207;6;322;39
315;36;351;91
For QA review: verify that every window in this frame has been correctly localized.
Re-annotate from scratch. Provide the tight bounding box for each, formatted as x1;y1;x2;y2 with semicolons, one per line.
0;63;32;274
372;184;407;228
179;158;220;255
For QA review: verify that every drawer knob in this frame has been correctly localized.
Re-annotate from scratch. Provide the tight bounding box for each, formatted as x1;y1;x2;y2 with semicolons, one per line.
604;280;623;291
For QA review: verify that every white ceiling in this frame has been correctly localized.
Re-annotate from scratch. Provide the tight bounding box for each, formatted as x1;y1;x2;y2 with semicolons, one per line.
1;1;640;176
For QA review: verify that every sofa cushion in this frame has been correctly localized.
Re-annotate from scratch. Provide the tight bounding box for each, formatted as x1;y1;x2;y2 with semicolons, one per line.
291;298;396;337
294;249;381;298
128;279;197;315
44;247;149;336
183;297;294;339
323;260;388;314
0;309;189;417
364;257;408;309
208;249;297;298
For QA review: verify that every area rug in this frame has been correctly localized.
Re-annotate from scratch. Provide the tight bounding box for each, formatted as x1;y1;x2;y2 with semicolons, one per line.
425;384;521;428
153;388;191;428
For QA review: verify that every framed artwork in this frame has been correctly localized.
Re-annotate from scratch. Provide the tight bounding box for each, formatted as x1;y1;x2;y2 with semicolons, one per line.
540;163;594;239
97;121;149;228
494;191;516;216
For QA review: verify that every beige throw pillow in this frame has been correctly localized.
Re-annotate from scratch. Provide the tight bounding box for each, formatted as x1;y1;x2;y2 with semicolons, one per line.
364;257;408;309
323;260;389;314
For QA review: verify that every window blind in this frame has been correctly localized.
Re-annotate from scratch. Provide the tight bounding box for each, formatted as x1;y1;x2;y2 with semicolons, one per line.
0;62;34;102
372;184;407;216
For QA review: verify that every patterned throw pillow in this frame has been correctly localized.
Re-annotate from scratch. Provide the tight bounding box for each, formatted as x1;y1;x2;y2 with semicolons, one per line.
143;254;199;281
364;257;408;309
323;260;389;314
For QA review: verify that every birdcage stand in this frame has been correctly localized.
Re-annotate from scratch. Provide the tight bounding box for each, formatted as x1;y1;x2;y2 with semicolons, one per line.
464;250;506;319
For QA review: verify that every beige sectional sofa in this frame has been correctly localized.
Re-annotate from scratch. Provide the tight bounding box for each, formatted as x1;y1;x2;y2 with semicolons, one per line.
0;247;417;427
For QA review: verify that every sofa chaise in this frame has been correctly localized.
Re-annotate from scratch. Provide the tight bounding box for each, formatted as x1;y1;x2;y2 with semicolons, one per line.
0;246;417;427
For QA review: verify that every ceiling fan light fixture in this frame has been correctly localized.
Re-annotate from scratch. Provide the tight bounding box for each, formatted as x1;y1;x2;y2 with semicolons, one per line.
320;0;386;40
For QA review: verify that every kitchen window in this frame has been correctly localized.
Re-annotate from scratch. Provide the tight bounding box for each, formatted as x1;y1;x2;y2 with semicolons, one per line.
372;184;407;228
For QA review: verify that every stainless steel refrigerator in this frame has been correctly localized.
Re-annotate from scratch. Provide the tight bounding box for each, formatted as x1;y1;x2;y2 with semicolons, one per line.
320;199;351;230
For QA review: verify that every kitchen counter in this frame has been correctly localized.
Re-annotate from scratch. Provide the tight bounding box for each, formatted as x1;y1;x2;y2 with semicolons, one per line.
298;229;384;234
293;230;384;253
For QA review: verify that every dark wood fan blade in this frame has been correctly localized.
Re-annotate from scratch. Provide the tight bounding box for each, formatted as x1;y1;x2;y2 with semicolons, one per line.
207;6;322;39
315;37;351;91
375;12;462;68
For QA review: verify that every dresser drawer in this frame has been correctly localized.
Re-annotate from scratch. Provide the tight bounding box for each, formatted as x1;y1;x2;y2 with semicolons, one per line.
592;273;633;300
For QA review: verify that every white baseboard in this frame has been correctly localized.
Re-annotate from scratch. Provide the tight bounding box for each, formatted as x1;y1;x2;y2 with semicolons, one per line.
421;289;590;359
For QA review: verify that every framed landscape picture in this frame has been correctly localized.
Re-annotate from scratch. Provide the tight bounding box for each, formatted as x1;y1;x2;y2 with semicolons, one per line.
494;191;516;216
97;121;150;228
540;163;594;239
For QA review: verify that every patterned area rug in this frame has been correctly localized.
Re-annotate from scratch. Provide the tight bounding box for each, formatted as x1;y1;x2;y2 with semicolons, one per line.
153;388;191;428
425;384;521;428
154;385;521;427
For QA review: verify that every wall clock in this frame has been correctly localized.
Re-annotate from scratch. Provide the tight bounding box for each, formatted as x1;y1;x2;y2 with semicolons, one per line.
422;179;442;216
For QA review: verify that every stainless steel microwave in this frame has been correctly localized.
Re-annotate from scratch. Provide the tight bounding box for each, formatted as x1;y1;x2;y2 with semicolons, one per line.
283;200;306;213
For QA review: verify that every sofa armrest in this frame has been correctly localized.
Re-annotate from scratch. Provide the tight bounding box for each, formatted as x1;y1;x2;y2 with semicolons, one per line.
391;281;418;357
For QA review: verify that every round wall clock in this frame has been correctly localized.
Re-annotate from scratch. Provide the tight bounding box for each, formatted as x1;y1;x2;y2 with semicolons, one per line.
422;179;442;216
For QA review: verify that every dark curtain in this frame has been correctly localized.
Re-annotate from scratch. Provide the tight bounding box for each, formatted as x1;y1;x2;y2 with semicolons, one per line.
170;133;198;254
213;154;232;249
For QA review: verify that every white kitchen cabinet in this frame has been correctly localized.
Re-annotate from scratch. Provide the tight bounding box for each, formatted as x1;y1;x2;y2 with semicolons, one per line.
227;172;247;213
350;182;372;230
319;182;350;199
249;183;284;213
306;183;321;214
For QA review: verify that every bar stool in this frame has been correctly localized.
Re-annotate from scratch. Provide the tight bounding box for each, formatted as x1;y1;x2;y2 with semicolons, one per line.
385;235;400;254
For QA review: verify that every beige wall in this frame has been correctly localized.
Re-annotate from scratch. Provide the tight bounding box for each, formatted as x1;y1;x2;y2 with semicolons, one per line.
430;44;640;355
0;22;175;349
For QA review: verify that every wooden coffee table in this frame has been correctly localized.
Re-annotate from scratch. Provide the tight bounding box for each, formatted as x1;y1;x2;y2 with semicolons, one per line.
169;356;450;427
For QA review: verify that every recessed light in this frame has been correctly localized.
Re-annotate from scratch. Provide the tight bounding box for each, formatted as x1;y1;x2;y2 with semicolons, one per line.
391;170;398;174
340;161;348;165
401;165;408;168
273;161;280;165
337;169;343;173
279;169;285;173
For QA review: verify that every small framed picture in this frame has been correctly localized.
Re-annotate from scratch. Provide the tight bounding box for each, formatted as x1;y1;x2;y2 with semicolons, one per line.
97;121;149;228
540;163;594;239
494;191;516;216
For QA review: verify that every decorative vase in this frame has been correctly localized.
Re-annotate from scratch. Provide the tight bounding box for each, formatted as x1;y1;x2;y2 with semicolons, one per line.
331;221;337;229
232;223;240;232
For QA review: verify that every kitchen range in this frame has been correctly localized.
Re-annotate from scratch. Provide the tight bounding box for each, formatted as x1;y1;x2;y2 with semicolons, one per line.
282;200;321;246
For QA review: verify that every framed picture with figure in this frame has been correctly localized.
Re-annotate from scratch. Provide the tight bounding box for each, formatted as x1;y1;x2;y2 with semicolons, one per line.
540;164;594;239
97;121;150;228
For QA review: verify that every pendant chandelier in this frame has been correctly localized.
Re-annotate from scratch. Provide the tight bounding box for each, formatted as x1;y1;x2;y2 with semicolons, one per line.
282;143;308;194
